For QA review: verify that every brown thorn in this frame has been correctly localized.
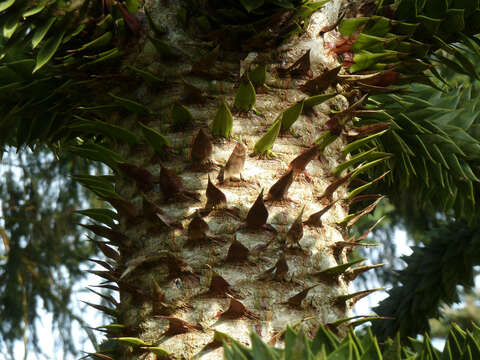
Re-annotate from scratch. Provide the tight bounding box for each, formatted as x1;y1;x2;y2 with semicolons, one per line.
282;285;318;308
117;162;155;192
258;254;289;281
219;295;260;320
303;202;336;227
142;197;183;229
286;206;305;247
318;171;353;203
187;213;209;243
219;141;247;183
206;175;227;209
288;145;319;176
344;263;385;281
267;169;294;202
103;197;138;220
300;65;341;95
191;128;213;165
157;316;203;336
159;166;199;202
225;237;250;263
246;189;268;228
277;49;312;78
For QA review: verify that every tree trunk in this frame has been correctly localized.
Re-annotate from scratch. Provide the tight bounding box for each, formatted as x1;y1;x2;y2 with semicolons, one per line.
98;0;358;358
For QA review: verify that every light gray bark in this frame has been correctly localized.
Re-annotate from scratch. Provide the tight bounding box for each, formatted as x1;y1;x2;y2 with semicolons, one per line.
111;1;356;358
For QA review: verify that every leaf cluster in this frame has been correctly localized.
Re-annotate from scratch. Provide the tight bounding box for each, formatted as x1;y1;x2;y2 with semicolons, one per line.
181;0;329;50
223;322;480;360
341;0;480;85
354;80;480;221
372;220;480;342
0;0;129;151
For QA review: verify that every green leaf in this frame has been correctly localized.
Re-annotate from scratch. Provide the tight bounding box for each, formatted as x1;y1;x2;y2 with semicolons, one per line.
33;30;65;73
75;208;118;227
339;17;369;36
147;347;171;357
234;76;256;112
334;148;387;175
145;7;167;36
114;337;149;346
251;332;280;360
171;102;193;128
303;93;336;109
125;0;140;13
109;93;153;115
72;32;112;52
239;0;264;12
3;12;19;39
253;117;281;157
79;48;123;69
22;0;49;18
69;144;124;170
211;99;233;138
249;65;266;87
327;340;355;360
127;65;164;83
149;37;180;59
314;258;364;278
139;122;170;154
281;99;304;131
0;0;15;12
31;17;56;49
343;130;388;156
70;116;139;146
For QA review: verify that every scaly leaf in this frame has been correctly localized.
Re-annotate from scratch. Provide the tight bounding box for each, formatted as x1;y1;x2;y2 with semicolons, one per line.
253;117;282;157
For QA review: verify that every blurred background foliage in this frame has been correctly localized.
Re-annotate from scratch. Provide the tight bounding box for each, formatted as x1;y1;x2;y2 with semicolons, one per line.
0;147;106;358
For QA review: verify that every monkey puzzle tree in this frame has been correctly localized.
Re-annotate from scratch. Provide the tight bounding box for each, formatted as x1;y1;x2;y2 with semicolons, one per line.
1;0;480;359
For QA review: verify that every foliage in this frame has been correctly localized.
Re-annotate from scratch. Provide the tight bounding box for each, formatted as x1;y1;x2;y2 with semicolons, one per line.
0;147;102;357
354;79;480;221
0;0;129;150
341;0;480;81
223;322;480;360
371;220;480;342
183;0;329;50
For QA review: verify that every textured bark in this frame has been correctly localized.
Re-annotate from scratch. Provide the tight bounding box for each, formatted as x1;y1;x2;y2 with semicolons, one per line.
108;1;356;358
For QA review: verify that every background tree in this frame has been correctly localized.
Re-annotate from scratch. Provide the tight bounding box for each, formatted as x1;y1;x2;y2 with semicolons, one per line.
0;147;102;358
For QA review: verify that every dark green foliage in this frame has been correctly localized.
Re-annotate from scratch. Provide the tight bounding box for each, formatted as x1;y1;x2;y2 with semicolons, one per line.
183;0;329;50
0;0;131;151
223;322;480;360
341;0;480;84
372;220;480;342
353;80;480;220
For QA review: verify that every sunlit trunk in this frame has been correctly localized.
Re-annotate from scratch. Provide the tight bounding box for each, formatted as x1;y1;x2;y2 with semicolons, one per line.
98;1;358;358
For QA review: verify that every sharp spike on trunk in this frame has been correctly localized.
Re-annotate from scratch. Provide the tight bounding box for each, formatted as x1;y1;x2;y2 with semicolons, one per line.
286;206;305;248
246;189;268;228
219;296;260;320
191;128;213;165
267;169;294;201
288;145;319;175
283;285;318;308
206;175;227;209
219;141;247;183
304;202;336;227
259;254;289;281
157;316;203;336
225;237;250;263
